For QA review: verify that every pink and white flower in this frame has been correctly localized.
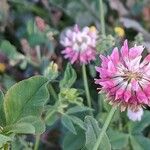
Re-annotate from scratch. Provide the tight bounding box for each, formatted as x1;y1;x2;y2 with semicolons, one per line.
127;107;143;121
60;25;97;64
95;40;150;117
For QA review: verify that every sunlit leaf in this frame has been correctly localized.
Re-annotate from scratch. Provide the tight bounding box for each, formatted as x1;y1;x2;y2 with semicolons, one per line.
4;76;49;125
59;63;77;88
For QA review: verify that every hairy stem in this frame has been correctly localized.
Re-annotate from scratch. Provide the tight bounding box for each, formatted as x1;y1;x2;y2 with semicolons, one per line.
92;106;116;150
99;0;106;36
82;64;93;115
34;134;40;150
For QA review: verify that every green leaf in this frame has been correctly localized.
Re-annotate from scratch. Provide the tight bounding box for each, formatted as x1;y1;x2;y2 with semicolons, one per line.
45;106;58;126
135;135;150;150
128;111;150;150
46;112;58;126
0;134;12;148
130;135;150;150
0;91;6;126
59;63;77;88
107;129;129;149
61;115;76;134
63;127;85;150
84;116;100;150
8;123;35;134
4;76;49;125
69;115;86;130
66;106;93;114
27;19;34;35
28;33;46;47
0;40;23;60
17;116;45;134
2;75;16;90
130;135;143;150
84;116;111;150
11;136;32;150
130;111;150;134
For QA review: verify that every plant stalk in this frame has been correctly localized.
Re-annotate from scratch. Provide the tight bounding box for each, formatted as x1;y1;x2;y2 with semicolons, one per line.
34;134;40;150
49;83;58;101
92;106;117;150
99;0;106;36
82;64;92;115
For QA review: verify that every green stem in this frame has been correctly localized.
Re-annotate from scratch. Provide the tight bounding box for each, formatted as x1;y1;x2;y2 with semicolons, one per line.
82;64;92;115
34;134;40;150
99;0;106;36
92;106;117;150
35;45;41;63
49;83;58;101
45;107;56;122
98;95;103;112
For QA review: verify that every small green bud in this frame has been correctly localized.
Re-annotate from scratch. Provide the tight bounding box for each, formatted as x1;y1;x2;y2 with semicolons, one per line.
44;61;58;80
59;88;83;105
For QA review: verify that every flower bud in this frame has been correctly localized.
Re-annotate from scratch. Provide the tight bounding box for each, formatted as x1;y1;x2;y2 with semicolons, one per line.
44;62;58;80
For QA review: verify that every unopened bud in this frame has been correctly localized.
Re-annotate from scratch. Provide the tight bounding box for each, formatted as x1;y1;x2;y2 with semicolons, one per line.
44;62;58;80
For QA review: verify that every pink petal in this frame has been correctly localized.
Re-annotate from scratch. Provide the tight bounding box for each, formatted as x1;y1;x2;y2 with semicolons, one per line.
128;56;141;71
97;68;111;78
141;54;150;67
115;88;124;100
108;61;117;73
100;55;109;68
129;45;144;59
144;54;150;62
70;52;79;64
143;85;150;96
110;47;119;64
124;90;131;102
136;90;148;104
121;40;129;58
98;80;115;89
131;79;139;91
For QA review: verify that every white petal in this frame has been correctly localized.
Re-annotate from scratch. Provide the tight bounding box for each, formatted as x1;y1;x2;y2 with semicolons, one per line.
127;108;143;121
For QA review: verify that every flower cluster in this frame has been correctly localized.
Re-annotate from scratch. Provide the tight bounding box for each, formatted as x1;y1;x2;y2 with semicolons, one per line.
61;25;97;64
95;40;150;121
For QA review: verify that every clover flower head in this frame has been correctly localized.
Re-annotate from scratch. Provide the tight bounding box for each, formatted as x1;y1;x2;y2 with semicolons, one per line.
127;107;143;121
114;27;125;37
60;24;97;64
95;40;150;115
